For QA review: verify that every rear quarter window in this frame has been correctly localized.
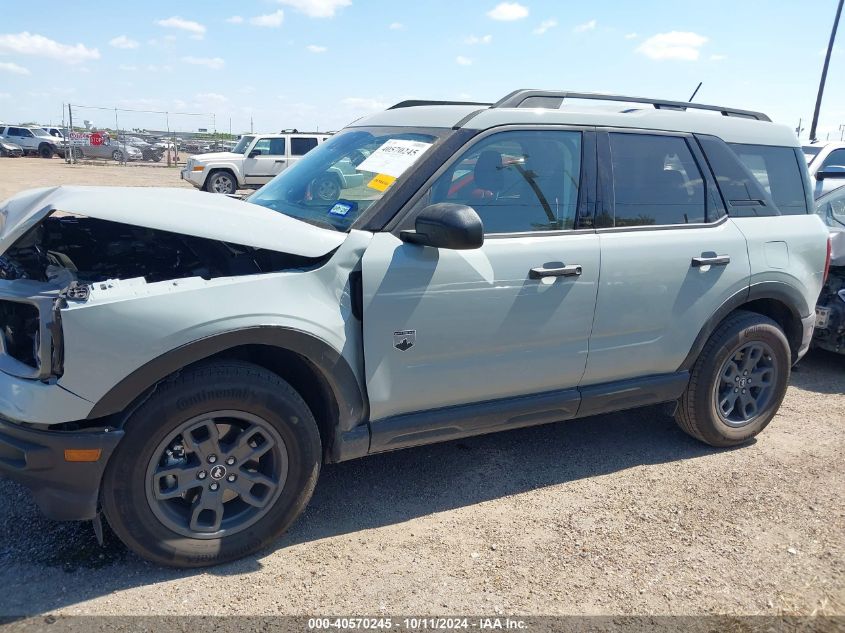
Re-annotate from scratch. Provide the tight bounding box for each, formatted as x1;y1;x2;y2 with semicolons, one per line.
729;143;809;215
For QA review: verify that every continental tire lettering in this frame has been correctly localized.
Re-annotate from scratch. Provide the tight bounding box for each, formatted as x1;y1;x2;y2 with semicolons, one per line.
176;388;252;409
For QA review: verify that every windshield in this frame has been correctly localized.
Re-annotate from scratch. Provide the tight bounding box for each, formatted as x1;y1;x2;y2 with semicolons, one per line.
232;136;254;154
248;126;446;231
817;186;845;228
802;146;822;165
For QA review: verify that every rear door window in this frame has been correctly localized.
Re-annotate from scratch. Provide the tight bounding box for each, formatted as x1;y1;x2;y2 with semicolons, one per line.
608;133;707;226
728;144;808;214
291;136;319;156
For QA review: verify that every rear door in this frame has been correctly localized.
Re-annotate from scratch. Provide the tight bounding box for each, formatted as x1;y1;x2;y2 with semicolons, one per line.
289;136;320;169
362;127;600;421
581;130;751;386
243;137;287;185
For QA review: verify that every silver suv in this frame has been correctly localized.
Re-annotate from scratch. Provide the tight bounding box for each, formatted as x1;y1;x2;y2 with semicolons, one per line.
0;125;62;158
0;90;829;567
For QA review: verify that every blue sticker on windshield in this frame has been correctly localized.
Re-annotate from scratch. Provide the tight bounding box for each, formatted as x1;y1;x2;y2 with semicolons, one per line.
329;202;353;216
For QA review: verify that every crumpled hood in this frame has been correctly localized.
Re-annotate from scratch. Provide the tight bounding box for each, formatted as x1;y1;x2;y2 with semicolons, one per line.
0;186;346;257
830;227;845;268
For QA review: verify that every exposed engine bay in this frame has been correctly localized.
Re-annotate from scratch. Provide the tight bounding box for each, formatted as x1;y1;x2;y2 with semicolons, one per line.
0;213;323;291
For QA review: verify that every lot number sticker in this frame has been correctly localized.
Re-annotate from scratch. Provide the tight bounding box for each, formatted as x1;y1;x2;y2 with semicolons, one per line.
355;139;433;178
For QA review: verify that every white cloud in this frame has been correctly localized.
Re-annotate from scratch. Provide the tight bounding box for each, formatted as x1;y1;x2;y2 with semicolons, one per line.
636;31;708;61
0;92;9;99
466;34;493;44
487;2;529;21
306;44;327;53
389;22;404;30
574;19;597;33
456;55;473;66
624;32;638;39
0;61;30;75
227;16;244;24
195;92;228;103
0;32;100;64
342;97;388;111
109;35;139;49
181;56;225;70
709;53;727;61
118;64;138;71
250;10;285;27
156;16;206;39
533;19;557;35
275;0;351;18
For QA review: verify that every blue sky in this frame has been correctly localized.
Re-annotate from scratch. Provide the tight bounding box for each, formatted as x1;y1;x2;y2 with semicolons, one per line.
0;0;843;140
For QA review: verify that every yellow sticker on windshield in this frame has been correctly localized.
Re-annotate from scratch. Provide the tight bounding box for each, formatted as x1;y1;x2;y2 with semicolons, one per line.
367;173;396;192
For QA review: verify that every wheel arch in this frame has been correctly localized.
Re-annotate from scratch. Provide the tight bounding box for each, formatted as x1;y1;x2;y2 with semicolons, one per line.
204;165;241;188
87;327;368;460
680;282;808;371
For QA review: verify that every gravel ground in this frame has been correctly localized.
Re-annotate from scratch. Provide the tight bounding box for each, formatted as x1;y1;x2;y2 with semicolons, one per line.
0;158;842;618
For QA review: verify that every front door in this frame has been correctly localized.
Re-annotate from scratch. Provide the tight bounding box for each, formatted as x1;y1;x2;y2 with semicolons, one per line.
361;128;600;421
243;137;287;185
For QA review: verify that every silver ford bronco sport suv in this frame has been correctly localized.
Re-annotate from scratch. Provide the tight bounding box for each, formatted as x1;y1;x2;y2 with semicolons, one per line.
0;90;830;567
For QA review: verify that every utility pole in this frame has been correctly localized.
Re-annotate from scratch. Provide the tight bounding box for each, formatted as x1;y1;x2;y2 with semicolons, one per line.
68;103;75;165
810;0;843;141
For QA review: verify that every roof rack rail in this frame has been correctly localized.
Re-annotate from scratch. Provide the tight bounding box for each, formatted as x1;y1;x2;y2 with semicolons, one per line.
389;99;493;110
493;90;771;122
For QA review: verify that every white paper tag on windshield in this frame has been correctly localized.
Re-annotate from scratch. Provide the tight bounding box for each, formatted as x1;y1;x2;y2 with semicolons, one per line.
355;139;433;178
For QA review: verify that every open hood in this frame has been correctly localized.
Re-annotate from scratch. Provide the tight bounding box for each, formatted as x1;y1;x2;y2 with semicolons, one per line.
0;186;346;258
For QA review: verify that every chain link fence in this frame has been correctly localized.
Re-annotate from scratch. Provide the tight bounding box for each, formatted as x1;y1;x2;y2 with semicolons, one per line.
53;103;236;167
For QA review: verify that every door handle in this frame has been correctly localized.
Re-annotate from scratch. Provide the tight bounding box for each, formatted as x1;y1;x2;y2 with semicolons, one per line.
529;264;582;279
691;255;731;267
274;159;286;164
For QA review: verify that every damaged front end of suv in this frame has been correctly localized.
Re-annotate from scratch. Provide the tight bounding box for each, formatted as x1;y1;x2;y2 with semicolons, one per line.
0;185;368;522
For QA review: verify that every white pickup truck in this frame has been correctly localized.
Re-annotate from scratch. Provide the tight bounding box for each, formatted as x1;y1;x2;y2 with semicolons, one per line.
181;132;331;195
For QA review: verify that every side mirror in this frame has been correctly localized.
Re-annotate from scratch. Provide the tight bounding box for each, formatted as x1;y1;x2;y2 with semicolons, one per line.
400;203;484;250
248;149;261;158
817;165;845;180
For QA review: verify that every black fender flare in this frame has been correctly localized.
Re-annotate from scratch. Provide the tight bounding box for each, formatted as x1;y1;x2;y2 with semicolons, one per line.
86;326;367;434
678;281;809;371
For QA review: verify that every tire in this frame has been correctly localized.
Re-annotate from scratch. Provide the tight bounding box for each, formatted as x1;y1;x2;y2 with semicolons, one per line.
312;174;341;202
675;310;790;447
101;361;322;568
205;170;238;194
38;144;54;159
112;149;124;162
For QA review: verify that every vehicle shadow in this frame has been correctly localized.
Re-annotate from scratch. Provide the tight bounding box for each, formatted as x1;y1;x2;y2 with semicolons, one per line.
0;405;733;616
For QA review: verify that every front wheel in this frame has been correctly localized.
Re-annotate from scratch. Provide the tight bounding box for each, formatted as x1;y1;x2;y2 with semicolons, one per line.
38;144;54;159
101;361;322;567
205;170;238;194
675;310;790;447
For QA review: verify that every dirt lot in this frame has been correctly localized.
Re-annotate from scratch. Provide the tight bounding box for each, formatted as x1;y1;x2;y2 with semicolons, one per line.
0;158;842;617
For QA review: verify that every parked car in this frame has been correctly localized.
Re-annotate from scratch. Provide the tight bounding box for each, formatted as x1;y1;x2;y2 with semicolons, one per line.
812;185;845;354
0;139;23;157
118;135;163;162
0;90;830;568
0;125;62;158
802;141;845;198
71;138;143;162
181;132;329;194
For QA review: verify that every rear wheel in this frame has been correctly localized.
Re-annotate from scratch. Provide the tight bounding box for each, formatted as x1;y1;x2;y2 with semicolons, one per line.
101;361;321;567
312;174;341;202
675;310;790;447
205;170;238;194
112;149;124;162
